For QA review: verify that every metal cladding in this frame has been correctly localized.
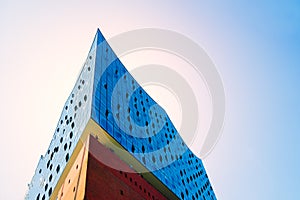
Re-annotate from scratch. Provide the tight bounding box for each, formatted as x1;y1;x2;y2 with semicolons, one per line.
26;29;217;200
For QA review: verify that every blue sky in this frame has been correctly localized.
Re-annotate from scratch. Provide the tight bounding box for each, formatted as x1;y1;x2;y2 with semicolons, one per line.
0;1;299;199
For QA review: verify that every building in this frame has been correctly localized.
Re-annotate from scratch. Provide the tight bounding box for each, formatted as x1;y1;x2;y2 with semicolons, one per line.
26;29;217;200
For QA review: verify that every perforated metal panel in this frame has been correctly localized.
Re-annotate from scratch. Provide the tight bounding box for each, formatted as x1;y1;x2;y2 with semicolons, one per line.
26;29;217;200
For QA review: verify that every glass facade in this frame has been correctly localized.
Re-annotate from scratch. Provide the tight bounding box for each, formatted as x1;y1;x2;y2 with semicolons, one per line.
26;29;216;200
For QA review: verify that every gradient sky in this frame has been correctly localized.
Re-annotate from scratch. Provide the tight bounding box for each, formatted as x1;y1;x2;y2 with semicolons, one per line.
0;1;299;199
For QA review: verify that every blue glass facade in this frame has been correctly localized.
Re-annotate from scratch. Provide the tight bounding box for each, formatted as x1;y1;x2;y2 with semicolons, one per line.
91;29;216;200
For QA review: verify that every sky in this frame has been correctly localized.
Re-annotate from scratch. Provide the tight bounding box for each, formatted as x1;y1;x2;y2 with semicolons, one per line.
0;1;299;199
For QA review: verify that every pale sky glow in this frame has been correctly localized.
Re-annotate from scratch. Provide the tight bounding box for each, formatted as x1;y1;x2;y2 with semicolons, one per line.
1;1;299;200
